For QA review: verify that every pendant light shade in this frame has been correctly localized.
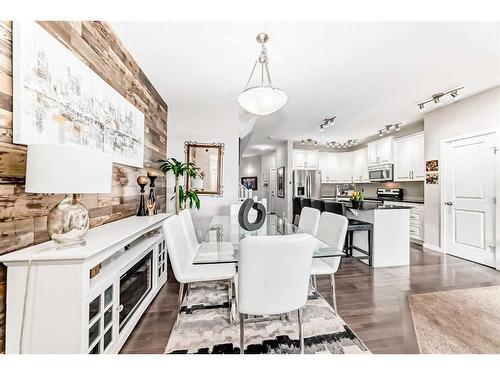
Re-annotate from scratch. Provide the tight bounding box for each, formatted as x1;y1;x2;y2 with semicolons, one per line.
238;33;287;116
238;86;288;116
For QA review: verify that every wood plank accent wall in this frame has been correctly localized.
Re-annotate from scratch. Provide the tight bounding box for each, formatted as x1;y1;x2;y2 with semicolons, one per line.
0;21;169;353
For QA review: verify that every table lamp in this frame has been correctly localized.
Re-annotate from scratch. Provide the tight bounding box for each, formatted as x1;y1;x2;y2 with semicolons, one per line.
25;144;112;249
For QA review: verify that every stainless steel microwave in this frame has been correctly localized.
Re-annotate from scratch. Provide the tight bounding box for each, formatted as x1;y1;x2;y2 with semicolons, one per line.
368;164;393;182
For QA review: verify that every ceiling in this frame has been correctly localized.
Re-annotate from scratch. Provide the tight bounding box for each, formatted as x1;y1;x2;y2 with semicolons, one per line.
110;21;500;157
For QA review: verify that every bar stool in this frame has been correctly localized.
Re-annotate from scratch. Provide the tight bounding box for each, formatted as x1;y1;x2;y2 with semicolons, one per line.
311;199;325;212
324;201;373;267
300;198;311;209
292;197;302;225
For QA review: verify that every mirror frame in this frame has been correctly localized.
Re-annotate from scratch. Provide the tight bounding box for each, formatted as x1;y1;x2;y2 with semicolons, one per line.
185;141;224;197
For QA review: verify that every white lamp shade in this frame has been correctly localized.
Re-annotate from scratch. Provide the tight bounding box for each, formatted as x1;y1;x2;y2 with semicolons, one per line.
238;86;288;116
25;144;113;194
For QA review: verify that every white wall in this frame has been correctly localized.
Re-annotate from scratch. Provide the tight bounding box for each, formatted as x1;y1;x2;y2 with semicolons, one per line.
423;85;500;250
167;106;240;234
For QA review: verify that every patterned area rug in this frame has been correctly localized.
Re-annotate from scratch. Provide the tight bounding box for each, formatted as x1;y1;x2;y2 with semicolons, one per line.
408;285;500;354
165;281;370;354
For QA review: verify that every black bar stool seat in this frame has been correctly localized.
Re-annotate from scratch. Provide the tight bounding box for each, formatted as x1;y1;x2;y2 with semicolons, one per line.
325;201;373;267
311;199;325;212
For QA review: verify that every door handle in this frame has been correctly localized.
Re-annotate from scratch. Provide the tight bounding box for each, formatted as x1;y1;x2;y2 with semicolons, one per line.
444;201;453;206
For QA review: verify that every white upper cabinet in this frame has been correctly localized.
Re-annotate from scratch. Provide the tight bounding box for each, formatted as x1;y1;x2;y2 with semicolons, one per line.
367;138;393;166
352;148;369;183
413;133;425;180
293;150;319;170
319;150;361;183
306;151;319;169
393;132;425;182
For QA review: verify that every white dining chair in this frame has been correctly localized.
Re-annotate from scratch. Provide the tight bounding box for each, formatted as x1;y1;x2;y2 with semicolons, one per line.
310;212;348;311
179;209;199;257
298;207;320;236
238;234;314;354
163;215;237;326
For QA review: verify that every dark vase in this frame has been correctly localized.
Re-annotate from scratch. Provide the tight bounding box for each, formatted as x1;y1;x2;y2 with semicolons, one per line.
351;200;361;209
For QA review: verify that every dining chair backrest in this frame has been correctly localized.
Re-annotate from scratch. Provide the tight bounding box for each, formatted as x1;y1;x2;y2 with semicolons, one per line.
325;201;346;216
179;209;199;257
311;199;325;212
163;215;191;282
238;234;314;316
298;206;320;236
316;212;348;271
300;198;312;209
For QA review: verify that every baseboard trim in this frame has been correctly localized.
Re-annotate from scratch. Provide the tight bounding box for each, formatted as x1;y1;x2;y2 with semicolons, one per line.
423;242;444;253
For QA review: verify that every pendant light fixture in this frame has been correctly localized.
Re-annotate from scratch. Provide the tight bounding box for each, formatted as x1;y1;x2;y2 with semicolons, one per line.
238;33;288;116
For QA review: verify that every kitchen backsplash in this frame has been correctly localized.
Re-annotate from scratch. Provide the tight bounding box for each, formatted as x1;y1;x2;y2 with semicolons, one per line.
321;181;424;201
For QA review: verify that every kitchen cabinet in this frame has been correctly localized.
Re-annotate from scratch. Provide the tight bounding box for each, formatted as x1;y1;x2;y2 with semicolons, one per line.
394;202;424;242
293;150;319;170
318;151;355;183
393;132;424;181
367;138;393;166
351;148;369;183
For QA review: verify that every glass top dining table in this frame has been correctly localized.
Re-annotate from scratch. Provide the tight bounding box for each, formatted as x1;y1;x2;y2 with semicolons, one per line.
193;214;344;265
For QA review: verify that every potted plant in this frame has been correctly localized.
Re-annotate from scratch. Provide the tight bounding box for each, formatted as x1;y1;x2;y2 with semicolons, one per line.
351;190;363;209
158;157;201;213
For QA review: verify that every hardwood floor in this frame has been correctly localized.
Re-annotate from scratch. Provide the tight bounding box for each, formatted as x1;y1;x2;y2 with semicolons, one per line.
120;245;500;354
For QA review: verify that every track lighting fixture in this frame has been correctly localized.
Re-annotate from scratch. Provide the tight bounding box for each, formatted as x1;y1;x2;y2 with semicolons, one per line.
299;138;318;146
416;87;464;112
325;139;358;149
377;123;402;137
319;116;336;132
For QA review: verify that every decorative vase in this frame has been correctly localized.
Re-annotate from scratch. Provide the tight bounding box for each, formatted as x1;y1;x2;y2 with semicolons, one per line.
147;170;158;215
136;176;149;216
351;200;361;209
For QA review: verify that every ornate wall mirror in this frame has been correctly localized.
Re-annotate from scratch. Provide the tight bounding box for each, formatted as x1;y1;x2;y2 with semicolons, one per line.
185;142;224;196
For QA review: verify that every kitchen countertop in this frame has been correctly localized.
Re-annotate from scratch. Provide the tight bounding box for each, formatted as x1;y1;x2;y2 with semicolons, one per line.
322;198;411;210
363;197;424;204
322;196;424;204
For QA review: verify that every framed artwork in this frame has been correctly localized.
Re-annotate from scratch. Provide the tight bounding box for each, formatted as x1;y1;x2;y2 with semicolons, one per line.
426;173;439;184
241;176;258;191
13;22;145;168
426;159;439;172
277;166;285;198
185;141;224;196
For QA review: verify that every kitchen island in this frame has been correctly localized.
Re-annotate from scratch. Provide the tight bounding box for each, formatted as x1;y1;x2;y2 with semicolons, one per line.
323;198;411;267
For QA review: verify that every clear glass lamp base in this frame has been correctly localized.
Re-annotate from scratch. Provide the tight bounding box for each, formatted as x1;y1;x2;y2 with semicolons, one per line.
48;194;90;249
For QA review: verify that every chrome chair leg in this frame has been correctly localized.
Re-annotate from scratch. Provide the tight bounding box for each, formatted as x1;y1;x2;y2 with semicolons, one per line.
330;274;337;312
228;279;234;325
175;282;185;328
239;313;245;354
297;308;304;354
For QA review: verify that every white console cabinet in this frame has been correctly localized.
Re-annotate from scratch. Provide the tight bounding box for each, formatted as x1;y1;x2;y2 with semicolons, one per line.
0;214;171;354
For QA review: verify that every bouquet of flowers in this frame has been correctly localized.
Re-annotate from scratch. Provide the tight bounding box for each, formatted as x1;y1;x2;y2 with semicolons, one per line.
351;190;363;208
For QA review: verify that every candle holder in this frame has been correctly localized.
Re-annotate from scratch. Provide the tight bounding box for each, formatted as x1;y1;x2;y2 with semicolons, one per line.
136;175;149;216
147;170;158;215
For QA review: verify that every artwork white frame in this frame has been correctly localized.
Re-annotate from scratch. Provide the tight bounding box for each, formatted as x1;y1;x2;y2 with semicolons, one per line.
13;22;145;168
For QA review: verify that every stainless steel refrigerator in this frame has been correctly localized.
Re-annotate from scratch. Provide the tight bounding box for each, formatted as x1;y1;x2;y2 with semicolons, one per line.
292;170;322;199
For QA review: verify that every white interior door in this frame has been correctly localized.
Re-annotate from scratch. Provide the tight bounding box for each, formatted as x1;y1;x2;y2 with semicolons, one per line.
269;167;276;214
443;132;496;267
